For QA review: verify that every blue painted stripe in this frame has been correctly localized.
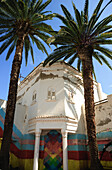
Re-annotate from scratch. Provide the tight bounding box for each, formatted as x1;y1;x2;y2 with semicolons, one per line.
68;134;87;140
40;145;44;151
68;145;87;151
97;131;112;139
22;134;35;140
98;144;105;151
14;141;34;150
0;120;4;130
0;107;5;119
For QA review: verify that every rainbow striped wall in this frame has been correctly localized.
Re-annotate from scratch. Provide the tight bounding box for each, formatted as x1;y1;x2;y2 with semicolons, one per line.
0;105;112;170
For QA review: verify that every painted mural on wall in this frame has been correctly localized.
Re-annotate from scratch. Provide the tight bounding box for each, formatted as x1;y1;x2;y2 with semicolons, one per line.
0;99;112;170
43;130;63;170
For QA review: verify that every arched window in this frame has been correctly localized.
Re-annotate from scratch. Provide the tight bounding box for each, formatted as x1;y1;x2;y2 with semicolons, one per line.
32;90;37;102
47;87;56;100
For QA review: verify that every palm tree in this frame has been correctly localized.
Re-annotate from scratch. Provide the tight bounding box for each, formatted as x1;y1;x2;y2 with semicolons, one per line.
43;0;112;169
0;0;54;169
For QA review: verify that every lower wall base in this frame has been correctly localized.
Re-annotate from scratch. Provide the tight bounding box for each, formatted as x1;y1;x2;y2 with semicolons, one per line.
101;161;112;170
68;160;89;170
10;153;33;170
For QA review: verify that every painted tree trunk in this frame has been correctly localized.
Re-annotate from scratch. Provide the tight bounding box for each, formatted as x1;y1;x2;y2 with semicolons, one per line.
81;47;103;170
0;35;25;170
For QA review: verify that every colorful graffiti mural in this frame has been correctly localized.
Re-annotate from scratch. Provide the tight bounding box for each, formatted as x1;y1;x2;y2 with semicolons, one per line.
0;105;112;170
43;130;63;170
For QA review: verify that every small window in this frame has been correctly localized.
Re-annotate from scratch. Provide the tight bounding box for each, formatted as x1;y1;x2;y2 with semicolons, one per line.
47;88;56;100
32;91;37;102
68;87;75;103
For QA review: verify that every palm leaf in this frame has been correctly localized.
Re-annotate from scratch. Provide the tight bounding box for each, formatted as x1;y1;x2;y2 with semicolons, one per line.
68;53;78;65
0;31;14;42
6;41;16;60
24;36;30;66
84;0;88;23
93;51;103;65
38;0;52;13
95;0;112;23
98;25;112;34
99;54;112;70
72;2;82;27
96;32;112;40
30;44;34;64
89;0;103;27
64;51;75;61
95;39;112;45
61;4;73;20
0;35;15;54
55;13;70;27
77;57;81;72
92;15;112;36
95;46;112;60
68;20;80;40
1;1;17;18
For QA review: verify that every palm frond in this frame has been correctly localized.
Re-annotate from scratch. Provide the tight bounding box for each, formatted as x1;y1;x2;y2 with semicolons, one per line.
0;31;15;42
30;44;34;64
0;35;16;54
6;41;16;60
38;0;52;13
77;58;81;72
92;15;112;36
84;0;88;23
93;51;103;65
95;39;112;45
72;2;82;27
68;20;81;40
24;36;30;66
95;46;112;60
99;54;112;70
98;25;112;34
61;4;73;21
95;0;112;23
96;32;112;40
68;53;78;65
55;13;70;27
89;0;103;28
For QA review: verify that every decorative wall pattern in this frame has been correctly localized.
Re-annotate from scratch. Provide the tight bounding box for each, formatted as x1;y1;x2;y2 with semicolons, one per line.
0;105;112;170
43;130;63;170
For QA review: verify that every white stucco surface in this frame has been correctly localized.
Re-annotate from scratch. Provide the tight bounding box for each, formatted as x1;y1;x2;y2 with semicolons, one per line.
13;61;108;134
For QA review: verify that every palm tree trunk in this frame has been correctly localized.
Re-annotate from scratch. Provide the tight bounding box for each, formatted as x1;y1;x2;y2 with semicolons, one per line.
81;47;103;170
0;34;25;170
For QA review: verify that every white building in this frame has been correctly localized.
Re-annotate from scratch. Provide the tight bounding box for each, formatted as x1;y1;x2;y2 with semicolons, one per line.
0;61;112;170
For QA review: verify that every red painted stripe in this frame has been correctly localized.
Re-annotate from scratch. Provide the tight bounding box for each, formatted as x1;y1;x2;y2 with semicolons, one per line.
97;140;112;145
99;151;112;161
68;151;89;160
0;127;3;137
10;143;34;159
40;140;44;146
68;151;112;161
39;151;44;159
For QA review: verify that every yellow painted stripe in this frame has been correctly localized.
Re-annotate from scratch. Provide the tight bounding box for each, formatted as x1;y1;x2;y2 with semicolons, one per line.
68;160;90;170
10;153;33;170
101;161;112;170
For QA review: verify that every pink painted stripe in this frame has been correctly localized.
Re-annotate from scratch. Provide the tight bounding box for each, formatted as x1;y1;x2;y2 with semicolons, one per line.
68;139;86;146
20;139;35;145
0;114;4;124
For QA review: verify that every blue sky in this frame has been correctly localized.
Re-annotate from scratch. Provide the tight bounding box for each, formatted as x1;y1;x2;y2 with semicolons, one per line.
0;0;112;100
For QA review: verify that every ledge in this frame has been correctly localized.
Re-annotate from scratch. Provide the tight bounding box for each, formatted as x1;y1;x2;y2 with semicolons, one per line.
28;116;78;134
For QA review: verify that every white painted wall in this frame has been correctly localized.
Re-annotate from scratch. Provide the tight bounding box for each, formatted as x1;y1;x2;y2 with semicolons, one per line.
14;61;108;134
95;94;112;134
